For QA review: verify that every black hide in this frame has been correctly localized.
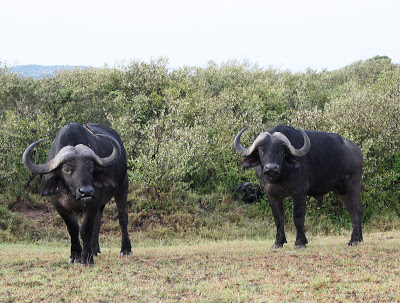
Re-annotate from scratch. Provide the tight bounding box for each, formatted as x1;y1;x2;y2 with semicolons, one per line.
34;123;131;265
239;125;363;248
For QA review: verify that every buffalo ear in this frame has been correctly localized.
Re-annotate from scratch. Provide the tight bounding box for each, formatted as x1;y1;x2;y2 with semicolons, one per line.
286;157;301;169
242;155;260;170
93;172;118;189
42;176;64;196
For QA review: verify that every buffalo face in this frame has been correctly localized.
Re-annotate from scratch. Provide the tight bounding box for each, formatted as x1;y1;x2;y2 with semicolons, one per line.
42;159;117;202
258;140;287;182
235;126;310;182
63;159;95;201
23;134;120;200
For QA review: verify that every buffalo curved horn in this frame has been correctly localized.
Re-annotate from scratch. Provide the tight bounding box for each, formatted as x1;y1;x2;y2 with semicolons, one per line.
22;139;50;174
234;126;272;156
273;129;311;157
83;134;121;167
22;134;121;175
234;126;311;158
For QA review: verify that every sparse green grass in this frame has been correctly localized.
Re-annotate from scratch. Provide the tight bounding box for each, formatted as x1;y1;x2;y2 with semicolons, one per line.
1;232;400;302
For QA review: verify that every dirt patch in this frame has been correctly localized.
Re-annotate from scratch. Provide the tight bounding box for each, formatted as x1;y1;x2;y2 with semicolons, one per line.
8;196;48;212
20;208;58;226
8;196;58;228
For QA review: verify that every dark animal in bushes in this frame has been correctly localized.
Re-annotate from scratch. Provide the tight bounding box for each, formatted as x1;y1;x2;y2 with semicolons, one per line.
234;125;363;248
233;181;262;203
23;123;132;265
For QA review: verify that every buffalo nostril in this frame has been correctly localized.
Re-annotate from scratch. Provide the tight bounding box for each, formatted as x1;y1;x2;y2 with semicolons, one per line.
79;186;94;197
264;164;280;178
265;164;279;172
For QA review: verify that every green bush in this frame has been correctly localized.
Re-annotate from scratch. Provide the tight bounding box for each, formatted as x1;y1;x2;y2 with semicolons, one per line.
1;56;399;232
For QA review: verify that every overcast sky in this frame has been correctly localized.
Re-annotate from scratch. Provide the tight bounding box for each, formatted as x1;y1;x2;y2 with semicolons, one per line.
2;0;399;72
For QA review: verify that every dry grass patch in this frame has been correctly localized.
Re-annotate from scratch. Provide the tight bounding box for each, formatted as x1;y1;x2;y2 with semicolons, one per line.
1;232;400;302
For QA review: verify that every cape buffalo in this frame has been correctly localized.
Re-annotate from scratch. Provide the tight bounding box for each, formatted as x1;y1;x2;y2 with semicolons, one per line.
234;125;363;248
23;123;132;265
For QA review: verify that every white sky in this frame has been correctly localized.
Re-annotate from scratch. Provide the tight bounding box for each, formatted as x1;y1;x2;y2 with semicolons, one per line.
2;0;399;71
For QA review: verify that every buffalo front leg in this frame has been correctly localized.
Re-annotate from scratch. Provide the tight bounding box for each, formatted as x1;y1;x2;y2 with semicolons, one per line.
54;202;82;264
268;195;287;248
80;209;97;266
91;205;105;256
292;193;308;248
114;173;132;256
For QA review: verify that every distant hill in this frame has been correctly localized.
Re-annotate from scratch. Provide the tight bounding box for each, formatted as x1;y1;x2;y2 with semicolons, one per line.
9;64;88;79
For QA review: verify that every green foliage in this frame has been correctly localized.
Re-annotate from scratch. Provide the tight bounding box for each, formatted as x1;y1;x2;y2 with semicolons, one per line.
1;56;400;233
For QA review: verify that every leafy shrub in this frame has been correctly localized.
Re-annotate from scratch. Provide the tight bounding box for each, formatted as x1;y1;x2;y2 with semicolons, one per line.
1;56;399;232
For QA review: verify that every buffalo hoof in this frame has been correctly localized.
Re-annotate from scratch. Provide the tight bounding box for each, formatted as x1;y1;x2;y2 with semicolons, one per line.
271;243;283;249
348;240;361;246
120;251;132;257
68;256;81;264
295;244;306;249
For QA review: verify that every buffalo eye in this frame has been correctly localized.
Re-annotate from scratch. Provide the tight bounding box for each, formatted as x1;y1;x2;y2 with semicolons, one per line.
63;166;73;174
279;150;285;158
258;149;264;156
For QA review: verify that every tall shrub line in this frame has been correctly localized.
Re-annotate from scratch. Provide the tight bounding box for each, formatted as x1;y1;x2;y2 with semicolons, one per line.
0;56;399;222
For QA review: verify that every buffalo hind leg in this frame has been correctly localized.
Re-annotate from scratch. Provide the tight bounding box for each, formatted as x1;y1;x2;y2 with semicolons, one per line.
114;172;132;256
334;181;363;246
292;193;308;248
268;195;287;248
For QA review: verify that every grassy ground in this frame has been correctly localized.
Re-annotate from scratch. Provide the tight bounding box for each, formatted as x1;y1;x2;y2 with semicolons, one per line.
1;231;400;302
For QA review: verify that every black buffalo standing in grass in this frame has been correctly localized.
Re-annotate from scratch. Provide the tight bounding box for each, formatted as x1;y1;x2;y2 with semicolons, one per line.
23;123;132;265
234;125;363;248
